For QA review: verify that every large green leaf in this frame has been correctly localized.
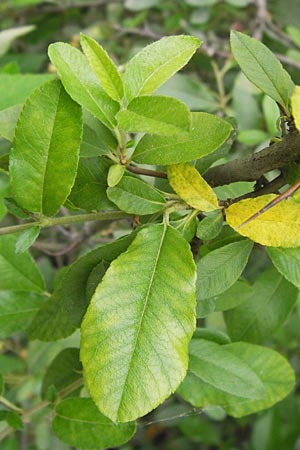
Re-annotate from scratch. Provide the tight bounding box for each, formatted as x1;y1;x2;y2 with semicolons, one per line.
123;35;201;102
224;267;298;343
178;340;295;417
107;176;166;215
132;112;233;165
80;33;124;102
196;240;253;305
48;43;119;129
267;247;300;288
0;104;22;141
28;232;136;341
230;31;294;113
0;290;46;338
53;398;136;448
10;80;82;216
116;96;191;135
81;224;196;422
0;234;44;292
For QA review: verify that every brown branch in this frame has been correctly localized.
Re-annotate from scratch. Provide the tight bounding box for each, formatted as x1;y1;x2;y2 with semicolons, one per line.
127;165;167;179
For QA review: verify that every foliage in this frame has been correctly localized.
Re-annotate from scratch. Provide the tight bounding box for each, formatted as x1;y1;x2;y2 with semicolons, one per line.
1;1;300;449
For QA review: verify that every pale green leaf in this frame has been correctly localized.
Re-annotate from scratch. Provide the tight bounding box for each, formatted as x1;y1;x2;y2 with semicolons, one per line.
125;0;160;10
107;176;166;215
107;164;126;187
132;112;233;165
0;104;22;141
230;31;294;112
196;211;224;240
53;398;136;448
28;233;136;341
117;95;191;135
0;234;44;292
291;85;300;131
196;240;253;302
267;246;300;288
80;33;124;102
224;267;298;343
167;162;219;211
15;226;40;254
193;328;231;345
48;43;119;129
0;290;46;338
10;80;82;216
179;340;295;417
124;35;201;102
81;224;196;422
226;194;300;247
0;25;35;57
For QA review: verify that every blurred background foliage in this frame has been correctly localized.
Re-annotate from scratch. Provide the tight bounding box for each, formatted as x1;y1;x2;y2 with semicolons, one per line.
1;1;300;449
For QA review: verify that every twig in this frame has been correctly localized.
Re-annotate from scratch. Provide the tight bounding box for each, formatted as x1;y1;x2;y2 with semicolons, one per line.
127;165;167;179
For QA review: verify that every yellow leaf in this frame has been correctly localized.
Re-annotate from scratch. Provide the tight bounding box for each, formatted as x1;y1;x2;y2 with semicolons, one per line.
226;194;300;247
291;85;300;132
167;163;219;212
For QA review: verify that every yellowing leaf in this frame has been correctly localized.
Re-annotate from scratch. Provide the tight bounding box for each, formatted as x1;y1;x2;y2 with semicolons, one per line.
226;194;300;247
291;85;300;132
167;163;219;212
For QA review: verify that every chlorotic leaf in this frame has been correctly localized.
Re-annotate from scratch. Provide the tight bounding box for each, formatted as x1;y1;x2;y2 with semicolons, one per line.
53;398;136;448
267;246;300;288
48;43;119;129
226;194;300;247
132;112;233;165
80;33;124;102
124;35;201;102
10;80;82;216
167;163;219;211
81;224;196;422
291;85;300;131
230;31;294;112
117;96;191;136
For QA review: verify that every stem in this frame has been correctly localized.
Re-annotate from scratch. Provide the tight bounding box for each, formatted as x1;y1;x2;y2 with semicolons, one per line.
0;396;23;414
127;165;167;179
0;211;130;236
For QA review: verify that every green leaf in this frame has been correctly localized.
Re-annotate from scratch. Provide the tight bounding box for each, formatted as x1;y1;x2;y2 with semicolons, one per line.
41;348;82;399
107;176;166;215
193;328;231;345
15;226;40;254
48;43;119;129
0;234;44;292
10;80;82;216
3;198;29;219
213;279;252;312
53;398;136;448
230;31;294;113
80;110;117;157
179;340;295;417
224;267;298;343
81;224;196;422
0;290;46;338
68;157;116;211
107;164;126;187
167;163;219;212
28;232;136;341
117;96;191;135
0;104;22;142
0;374;3;395
5;412;23;430
179;339;265;400
80;33;124;102
196;240;253;303
124;35;201;102
0;25;35;57
132;112;233;165
267;246;300;288
196;211;224;240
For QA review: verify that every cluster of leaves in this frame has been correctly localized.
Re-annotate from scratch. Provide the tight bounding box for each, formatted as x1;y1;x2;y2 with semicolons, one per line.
1;5;300;448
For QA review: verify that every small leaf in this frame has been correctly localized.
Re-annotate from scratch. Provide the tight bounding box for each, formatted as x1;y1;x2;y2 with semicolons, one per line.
124;35;201;102
230;31;294;112
80;110;117;157
107;164;126;187
10;80;82;216
53;398;136;448
224;267;298;343
132;112;233;165
80;33;124;102
6;412;23;430
0;234;44;292
15;226;40;254
196;211;224;240
167;163;219;212
226;194;300;247
3;198;29;219
291;85;300;131
81;224;196;422
107;176;166;215
0;104;22;142
0;25;35;57
267;246;300;288
48;43;119;129
117;96;191;135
